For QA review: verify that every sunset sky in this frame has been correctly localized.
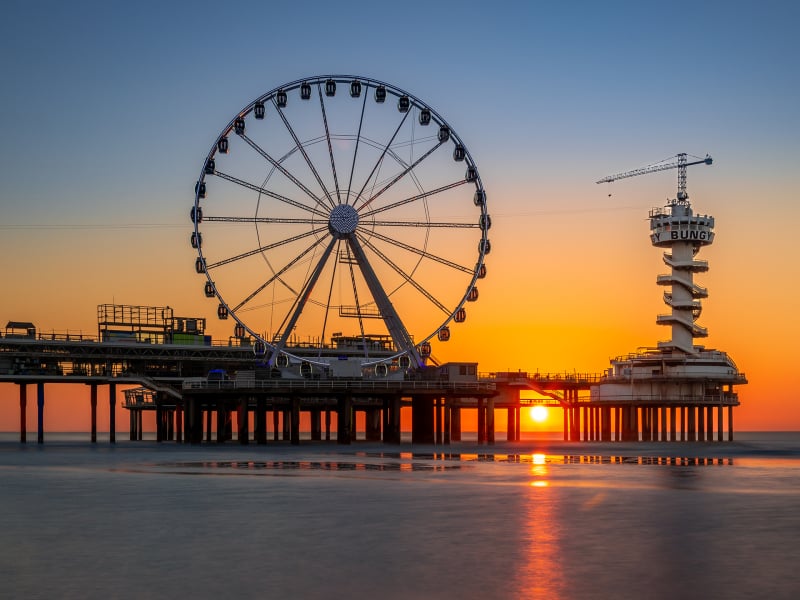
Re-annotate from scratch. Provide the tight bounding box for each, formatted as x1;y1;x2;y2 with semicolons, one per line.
1;0;798;432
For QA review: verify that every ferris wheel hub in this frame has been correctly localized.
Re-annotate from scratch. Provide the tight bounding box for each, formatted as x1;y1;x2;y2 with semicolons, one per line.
329;203;359;237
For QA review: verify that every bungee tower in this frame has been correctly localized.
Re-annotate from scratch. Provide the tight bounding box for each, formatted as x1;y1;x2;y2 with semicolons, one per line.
589;154;747;441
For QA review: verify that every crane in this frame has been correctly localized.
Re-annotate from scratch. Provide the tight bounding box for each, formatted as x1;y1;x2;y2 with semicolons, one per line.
596;153;713;202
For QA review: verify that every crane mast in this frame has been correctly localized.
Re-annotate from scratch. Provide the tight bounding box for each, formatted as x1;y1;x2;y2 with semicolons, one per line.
596;153;713;203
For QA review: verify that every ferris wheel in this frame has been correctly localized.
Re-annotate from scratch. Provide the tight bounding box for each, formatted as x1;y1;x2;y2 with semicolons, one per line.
191;75;490;369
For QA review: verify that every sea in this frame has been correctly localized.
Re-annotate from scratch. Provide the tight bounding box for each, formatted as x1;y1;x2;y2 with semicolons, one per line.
1;432;798;600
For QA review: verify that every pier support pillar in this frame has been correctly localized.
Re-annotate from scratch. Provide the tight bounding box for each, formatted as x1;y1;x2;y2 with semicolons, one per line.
255;398;267;444
450;402;461;442
37;382;45;444
382;396;401;444
487;398;495;445
282;409;291;441
19;384;27;443
290;397;300;445
706;406;713;441
477;399;486;444
444;398;452;445
507;406;516;442
206;408;212;442
108;383;116;444
325;408;332;442
728;406;734;441
365;408;382;442
238;397;250;445
90;384;98;443
412;396;435;445
176;405;183;443
717;405;724;442
697;406;705;441
272;408;280;441
434;398;443;445
337;395;353;444
688;406;696;442
310;408;322;441
563;407;569;441
669;406;677;442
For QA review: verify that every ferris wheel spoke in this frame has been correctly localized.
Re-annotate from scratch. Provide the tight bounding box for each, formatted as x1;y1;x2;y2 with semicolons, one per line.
214;170;328;218
356;139;445;213
205;226;328;270
270;236;338;360
232;234;332;313
353;110;411;207
237;132;331;213
361;228;474;274
272;97;337;209
204;216;322;226
346;90;369;207
368;220;480;229
359;180;469;219
355;233;451;316
316;84;342;205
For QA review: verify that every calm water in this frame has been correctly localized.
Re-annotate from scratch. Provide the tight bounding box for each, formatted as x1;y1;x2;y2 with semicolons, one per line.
1;434;798;599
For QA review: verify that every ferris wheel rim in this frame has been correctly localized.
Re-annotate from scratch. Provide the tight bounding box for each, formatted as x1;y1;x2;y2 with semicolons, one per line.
192;74;490;368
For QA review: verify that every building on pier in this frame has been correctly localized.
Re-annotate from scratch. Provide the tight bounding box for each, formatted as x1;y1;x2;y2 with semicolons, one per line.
590;159;747;440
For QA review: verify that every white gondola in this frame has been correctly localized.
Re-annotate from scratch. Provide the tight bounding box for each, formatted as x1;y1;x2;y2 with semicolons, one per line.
398;355;411;369
300;361;312;376
254;341;267;358
375;363;388;377
276;353;289;367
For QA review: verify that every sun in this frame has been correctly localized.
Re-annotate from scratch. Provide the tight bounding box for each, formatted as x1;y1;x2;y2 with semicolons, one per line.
529;406;548;423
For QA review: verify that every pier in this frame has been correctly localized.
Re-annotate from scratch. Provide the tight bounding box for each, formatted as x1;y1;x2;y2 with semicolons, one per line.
1;326;741;444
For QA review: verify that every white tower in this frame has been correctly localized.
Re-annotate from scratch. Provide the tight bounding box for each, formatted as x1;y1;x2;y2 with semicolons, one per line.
591;154;747;442
650;199;714;353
